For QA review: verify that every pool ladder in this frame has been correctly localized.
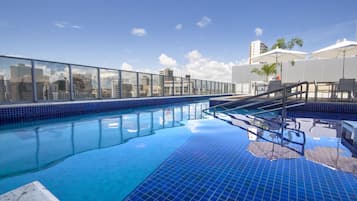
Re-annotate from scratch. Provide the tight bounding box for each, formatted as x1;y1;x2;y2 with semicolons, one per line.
203;82;309;151
203;81;309;119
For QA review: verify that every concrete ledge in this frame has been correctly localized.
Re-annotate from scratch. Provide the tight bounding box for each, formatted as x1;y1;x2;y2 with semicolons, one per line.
0;181;59;201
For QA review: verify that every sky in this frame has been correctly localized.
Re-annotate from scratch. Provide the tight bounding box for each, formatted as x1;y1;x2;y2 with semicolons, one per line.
0;0;357;81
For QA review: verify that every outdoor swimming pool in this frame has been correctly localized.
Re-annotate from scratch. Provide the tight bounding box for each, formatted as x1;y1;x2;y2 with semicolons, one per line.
0;100;357;200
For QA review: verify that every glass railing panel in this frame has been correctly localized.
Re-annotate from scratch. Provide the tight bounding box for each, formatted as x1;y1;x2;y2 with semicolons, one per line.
0;57;33;103
100;69;119;99
34;61;70;101
138;73;151;97
0;56;237;105
182;78;190;95
202;80;207;95
174;77;182;96
212;82;217;94
72;65;99;100
152;74;163;97
207;81;212;94
196;80;202;95
218;82;222;94
164;76;174;96
189;79;194;95
191;79;197;95
224;83;228;93
121;71;137;98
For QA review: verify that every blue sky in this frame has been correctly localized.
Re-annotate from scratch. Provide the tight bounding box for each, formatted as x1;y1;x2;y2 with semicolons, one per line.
0;0;357;80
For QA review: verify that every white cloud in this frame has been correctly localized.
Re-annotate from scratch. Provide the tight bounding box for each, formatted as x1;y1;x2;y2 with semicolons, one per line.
54;21;82;30
180;50;236;82
54;21;67;28
255;27;263;36
175;24;183;30
186;50;202;62
131;28;147;36
71;25;82;29
122;50;237;82
120;62;156;74
159;53;177;67
121;62;133;71
196;16;211;28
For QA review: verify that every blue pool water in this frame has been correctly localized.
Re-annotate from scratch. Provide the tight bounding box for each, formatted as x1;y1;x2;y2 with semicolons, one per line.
0;100;357;200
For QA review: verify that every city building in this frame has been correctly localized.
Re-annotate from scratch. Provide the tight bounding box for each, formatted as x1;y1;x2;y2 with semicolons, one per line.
159;68;173;77
249;40;268;64
111;80;120;98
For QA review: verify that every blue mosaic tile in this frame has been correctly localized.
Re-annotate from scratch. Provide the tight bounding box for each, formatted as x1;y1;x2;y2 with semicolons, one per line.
0;95;223;125
125;121;357;201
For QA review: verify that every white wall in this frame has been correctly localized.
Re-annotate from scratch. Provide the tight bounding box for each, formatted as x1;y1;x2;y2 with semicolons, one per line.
232;57;357;83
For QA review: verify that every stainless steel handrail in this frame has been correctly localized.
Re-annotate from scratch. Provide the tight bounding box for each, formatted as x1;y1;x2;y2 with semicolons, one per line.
203;81;309;116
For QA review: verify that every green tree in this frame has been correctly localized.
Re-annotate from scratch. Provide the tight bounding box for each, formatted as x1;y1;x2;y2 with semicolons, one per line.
271;37;303;50
271;38;287;49
251;63;277;81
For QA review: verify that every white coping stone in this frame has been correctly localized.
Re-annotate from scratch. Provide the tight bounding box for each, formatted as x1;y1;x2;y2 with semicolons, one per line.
0;181;59;201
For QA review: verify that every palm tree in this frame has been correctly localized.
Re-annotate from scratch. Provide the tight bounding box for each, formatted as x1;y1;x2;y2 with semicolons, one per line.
271;37;303;50
251;63;277;81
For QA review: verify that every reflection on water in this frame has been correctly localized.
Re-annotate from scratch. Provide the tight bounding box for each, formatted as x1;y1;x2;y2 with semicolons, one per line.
0;102;209;178
227;114;306;158
226;113;357;174
297;118;357;174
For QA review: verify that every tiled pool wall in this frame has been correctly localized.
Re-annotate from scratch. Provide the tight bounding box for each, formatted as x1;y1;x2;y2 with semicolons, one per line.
287;102;357;120
209;99;357;119
0;95;229;125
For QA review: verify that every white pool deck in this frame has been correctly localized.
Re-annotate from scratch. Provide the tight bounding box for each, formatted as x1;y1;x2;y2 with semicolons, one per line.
0;181;59;201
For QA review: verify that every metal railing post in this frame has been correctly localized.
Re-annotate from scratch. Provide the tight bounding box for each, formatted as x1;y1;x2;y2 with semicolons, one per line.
118;70;122;99
97;68;101;99
31;60;38;102
69;64;74;101
150;74;153;97
180;77;183;96
136;72;139;98
172;76;174;96
314;81;318;102
200;80;203;95
300;84;303;99
305;83;309;103
188;77;191;95
119;70;122;99
280;86;287;145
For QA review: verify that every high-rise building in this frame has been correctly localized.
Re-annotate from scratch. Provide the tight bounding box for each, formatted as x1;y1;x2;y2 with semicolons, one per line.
111;80;119;98
159;68;173;77
249;40;268;64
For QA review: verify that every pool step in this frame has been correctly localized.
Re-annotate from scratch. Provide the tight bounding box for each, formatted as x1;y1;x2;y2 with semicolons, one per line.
0;181;59;201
